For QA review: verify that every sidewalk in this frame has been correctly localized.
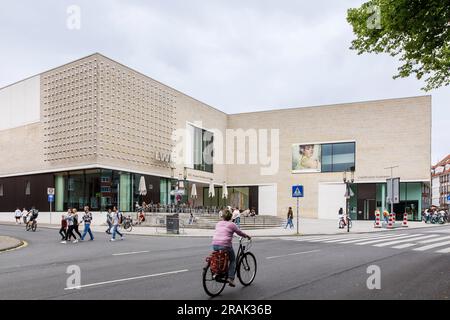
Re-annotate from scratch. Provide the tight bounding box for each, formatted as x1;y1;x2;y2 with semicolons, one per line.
0;235;24;252
1;218;446;237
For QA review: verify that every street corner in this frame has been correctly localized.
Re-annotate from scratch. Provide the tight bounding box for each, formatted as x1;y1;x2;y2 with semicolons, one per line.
0;235;27;253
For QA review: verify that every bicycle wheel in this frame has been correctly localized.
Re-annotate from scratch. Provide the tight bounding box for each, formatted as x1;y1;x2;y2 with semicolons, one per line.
202;263;226;297
125;223;132;232
26;223;31;231
32;222;37;232
237;252;257;286
349;220;352;229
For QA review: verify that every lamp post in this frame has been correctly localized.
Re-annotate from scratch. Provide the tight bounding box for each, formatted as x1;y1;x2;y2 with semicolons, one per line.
343;167;355;232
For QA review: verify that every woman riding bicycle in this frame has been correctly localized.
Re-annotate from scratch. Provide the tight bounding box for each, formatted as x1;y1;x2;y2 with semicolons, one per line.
212;209;251;287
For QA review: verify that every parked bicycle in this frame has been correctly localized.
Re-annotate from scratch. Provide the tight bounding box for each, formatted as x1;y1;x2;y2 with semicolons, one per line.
121;215;133;232
339;215;352;229
202;237;257;297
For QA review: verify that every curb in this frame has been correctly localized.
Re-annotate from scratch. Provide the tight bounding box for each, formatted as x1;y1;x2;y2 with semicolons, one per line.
0;221;447;238
0;237;27;253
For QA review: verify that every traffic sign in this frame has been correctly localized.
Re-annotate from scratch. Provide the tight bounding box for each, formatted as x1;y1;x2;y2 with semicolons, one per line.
447;195;450;202
47;188;55;195
292;185;304;198
48;194;54;202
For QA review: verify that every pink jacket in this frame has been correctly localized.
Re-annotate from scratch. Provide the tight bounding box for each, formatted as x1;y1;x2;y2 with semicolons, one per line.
212;220;248;247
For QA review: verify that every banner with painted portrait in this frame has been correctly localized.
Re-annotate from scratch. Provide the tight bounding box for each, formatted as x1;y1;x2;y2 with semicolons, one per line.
292;144;321;173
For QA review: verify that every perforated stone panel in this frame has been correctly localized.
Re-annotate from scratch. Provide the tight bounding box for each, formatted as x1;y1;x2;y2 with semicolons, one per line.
96;56;177;168
41;57;98;162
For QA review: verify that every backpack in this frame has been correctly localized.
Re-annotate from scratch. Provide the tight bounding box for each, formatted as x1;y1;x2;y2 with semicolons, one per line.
207;250;229;275
118;212;123;224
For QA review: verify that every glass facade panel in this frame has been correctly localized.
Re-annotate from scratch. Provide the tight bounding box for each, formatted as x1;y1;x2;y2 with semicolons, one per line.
321;144;332;172
191;124;214;173
67;171;85;210
55;174;65;212
85;169;101;211
119;172;131;212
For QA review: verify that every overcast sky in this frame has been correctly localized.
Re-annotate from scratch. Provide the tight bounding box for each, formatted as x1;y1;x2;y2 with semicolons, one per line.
0;0;448;163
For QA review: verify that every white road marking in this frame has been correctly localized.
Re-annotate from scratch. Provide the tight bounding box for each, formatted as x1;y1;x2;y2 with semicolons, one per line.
356;234;423;245
373;235;439;247
266;250;320;260
112;251;149;256
339;234;408;244
435;247;450;253
392;243;416;249
413;240;450;252
417;235;450;244
64;269;189;290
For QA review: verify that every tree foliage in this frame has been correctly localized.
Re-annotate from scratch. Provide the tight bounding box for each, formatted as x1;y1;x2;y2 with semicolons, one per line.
347;0;450;91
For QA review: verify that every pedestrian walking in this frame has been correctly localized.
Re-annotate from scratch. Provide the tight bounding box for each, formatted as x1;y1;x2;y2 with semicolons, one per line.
21;208;28;224
72;209;82;239
106;208;113;234
285;207;294;229
110;208;124;241
62;209;77;244
232;208;241;228
59;214;67;241
14;208;22;224
81;206;94;241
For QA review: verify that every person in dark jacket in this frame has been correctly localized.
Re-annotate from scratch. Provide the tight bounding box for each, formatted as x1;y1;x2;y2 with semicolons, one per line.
59;214;67;240
285;207;294;229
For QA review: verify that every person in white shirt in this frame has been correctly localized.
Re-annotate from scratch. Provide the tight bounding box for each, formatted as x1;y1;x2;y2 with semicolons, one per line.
14;208;22;224
232;208;241;228
21;208;28;224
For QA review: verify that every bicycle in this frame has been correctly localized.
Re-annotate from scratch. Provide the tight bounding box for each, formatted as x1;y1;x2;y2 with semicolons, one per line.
26;219;37;232
339;216;352;229
202;237;257;297
121;216;133;232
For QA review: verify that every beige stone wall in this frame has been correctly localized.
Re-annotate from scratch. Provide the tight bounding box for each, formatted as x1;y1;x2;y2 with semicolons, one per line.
226;96;431;218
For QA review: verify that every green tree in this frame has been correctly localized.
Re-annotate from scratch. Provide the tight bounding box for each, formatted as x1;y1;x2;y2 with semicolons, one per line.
347;0;450;91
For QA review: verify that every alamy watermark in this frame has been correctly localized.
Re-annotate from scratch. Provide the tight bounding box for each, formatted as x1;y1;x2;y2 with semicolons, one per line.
171;122;280;176
66;5;81;30
366;5;381;30
366;265;381;290
66;265;81;290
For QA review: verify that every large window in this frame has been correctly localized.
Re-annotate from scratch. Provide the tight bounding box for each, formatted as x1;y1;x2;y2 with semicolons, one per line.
189;124;214;173
321;142;355;172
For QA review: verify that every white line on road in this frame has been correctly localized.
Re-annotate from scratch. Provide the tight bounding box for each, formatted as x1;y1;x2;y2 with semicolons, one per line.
413;240;450;252
417;235;450;244
266;250;320;260
339;233;408;244
112;251;150;256
392;243;417;249
64;269;189;290
356;234;423;245
435;247;450;253
373;235;439;247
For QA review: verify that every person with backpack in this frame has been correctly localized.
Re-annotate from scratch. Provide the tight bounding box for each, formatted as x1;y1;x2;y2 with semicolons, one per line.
110;207;124;241
81;206;94;241
62;209;77;244
211;209;251;287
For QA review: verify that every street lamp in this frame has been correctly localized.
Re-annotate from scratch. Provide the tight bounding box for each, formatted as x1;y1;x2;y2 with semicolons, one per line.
343;167;355;232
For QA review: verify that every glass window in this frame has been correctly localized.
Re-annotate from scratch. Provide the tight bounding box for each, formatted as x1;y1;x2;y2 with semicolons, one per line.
321;144;332;172
191;124;214;173
0;184;3;197
320;142;355;172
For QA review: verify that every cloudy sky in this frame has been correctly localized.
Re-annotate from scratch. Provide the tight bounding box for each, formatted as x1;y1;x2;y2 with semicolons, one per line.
0;0;448;163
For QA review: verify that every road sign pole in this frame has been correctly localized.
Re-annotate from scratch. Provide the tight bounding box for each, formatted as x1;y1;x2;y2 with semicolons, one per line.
296;197;299;235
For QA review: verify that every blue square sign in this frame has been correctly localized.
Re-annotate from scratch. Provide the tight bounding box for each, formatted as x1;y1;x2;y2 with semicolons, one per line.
292;185;304;198
48;194;54;202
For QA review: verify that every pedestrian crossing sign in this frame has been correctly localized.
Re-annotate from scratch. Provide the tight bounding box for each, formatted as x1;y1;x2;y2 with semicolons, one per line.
292;185;304;198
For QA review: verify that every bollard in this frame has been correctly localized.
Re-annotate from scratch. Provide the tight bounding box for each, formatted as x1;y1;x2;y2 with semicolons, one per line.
374;210;382;228
402;212;409;227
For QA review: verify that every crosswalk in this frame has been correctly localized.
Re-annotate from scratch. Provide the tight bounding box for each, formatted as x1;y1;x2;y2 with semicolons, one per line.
280;232;450;254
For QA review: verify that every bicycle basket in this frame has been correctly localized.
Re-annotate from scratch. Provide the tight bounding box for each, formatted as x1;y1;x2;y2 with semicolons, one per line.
209;250;229;274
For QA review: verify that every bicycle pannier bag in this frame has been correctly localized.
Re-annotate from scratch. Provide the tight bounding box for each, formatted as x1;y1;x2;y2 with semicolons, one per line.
209;250;229;274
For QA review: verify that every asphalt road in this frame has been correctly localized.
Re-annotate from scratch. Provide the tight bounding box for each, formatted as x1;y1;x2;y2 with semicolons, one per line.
0;224;448;300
